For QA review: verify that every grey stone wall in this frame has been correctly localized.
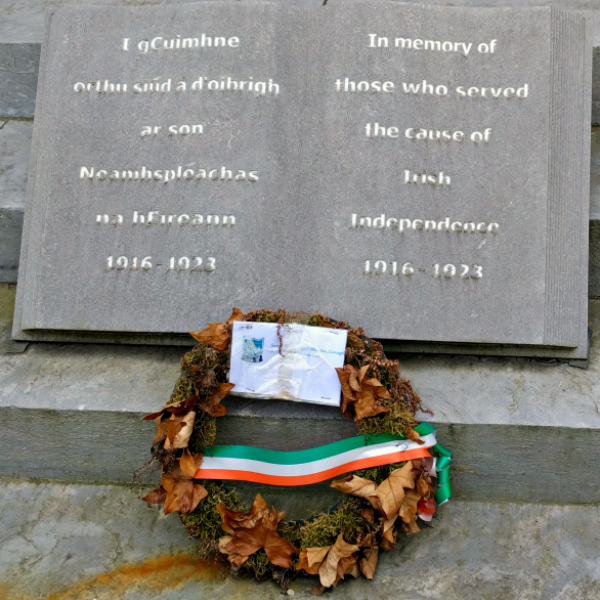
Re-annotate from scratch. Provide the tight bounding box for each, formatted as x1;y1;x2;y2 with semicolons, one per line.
2;0;600;509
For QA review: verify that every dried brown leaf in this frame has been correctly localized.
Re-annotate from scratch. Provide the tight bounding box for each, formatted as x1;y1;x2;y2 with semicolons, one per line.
369;462;416;519
354;377;391;421
174;410;195;449
228;307;245;324
161;466;207;514
190;321;230;351
297;546;331;575
164;411;195;450
406;428;425;445
179;448;203;478
399;490;421;523
152;417;168;445
318;533;359;588
142;485;167;505
381;515;397;544
331;475;378;499
311;585;327;596
401;520;421;535
379;538;395;551
142;399;186;422
335;365;359;418
349;365;367;392
198;383;234;417
361;508;375;524
416;477;431;498
218;535;249;568
218;494;296;568
333;554;358;587
359;546;379;580
224;522;297;568
167;395;199;415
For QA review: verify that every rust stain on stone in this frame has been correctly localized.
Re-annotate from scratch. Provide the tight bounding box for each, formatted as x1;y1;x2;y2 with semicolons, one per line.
0;553;225;600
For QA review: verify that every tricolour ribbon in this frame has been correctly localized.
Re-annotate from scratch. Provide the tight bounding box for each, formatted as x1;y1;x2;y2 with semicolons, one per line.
196;422;451;503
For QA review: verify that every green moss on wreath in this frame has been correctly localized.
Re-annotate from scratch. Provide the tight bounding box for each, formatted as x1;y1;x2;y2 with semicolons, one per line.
240;549;272;580
298;498;369;548
354;461;407;483
188;411;217;452
180;481;243;546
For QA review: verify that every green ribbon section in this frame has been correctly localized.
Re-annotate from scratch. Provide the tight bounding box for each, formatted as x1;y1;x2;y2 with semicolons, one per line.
432;441;453;505
204;432;410;464
204;422;437;465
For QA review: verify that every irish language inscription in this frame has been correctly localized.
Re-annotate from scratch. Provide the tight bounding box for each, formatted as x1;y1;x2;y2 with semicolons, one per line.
14;2;591;357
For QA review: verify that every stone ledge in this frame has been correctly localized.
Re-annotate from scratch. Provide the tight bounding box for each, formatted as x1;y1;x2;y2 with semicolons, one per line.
2;407;599;505
4;289;600;503
3;285;600;428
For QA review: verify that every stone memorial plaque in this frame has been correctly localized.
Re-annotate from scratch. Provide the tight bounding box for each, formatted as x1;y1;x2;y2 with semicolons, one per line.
13;2;592;358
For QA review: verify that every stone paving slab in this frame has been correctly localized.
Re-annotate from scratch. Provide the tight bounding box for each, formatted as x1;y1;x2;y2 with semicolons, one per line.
0;479;599;600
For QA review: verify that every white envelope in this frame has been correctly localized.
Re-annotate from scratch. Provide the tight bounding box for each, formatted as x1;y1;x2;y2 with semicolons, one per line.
229;322;348;406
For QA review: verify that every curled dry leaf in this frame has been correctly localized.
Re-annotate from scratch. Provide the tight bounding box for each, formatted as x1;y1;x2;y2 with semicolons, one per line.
179;448;203;478
190;322;230;351
318;533;359;589
381;514;397;545
369;462;416;519
361;508;375;524
225;524;297;568
359;546;379;580
416;476;433;498
164;411;196;450
354;379;391;421
406;428;425;445
356;531;377;549
228;307;245;323
152;416;168;445
142;397;189;422
336;364;360;418
218;535;249;568
311;585;327;596
335;364;390;421
330;475;377;500
297;546;331;575
401;520;421;535
142;485;167;505
161;466;207;514
189;308;245;351
379;538;395;552
167;394;199;415
216;493;283;534
197;383;235;417
399;490;421;524
333;554;359;587
217;494;296;569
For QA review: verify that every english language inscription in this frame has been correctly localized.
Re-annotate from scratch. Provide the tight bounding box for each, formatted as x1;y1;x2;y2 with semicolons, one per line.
13;1;592;358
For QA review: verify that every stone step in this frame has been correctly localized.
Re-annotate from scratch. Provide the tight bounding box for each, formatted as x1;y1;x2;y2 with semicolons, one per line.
1;478;598;600
3;282;600;504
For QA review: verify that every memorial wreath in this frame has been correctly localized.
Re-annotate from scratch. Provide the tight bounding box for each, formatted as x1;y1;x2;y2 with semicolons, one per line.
141;308;452;593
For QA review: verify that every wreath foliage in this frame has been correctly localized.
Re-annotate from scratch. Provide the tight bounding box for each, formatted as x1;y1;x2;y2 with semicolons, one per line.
142;308;436;593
